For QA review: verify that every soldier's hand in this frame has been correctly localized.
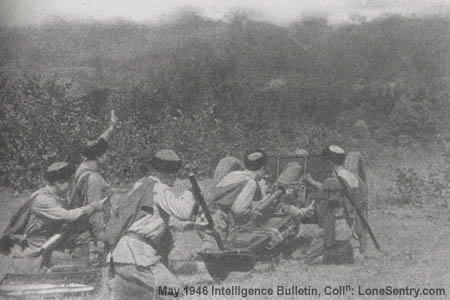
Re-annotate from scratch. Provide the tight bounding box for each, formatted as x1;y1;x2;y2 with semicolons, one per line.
302;174;313;185
304;200;316;217
89;201;104;212
297;201;315;218
275;184;286;195
184;161;200;173
258;178;269;194
11;234;28;249
110;109;119;128
303;207;315;218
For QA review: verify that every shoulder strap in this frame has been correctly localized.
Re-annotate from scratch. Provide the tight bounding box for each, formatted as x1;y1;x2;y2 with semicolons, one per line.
77;170;93;183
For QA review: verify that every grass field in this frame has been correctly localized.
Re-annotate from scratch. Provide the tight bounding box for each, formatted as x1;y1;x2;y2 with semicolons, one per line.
1;179;449;300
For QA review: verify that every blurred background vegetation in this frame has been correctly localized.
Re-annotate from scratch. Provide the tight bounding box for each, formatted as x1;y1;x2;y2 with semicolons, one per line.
0;13;449;206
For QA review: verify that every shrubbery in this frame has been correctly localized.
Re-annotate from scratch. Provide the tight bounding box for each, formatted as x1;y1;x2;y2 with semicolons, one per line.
389;95;437;140
0;14;449;192
388;167;450;208
0;72;99;188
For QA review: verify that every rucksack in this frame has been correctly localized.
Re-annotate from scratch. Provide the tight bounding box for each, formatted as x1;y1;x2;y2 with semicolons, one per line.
104;177;157;251
0;190;43;255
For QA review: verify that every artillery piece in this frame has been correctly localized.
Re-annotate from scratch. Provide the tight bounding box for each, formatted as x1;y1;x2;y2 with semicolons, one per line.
198;151;366;281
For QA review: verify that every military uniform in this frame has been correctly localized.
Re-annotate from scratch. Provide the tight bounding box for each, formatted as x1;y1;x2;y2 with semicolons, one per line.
0;162;102;278
73;160;111;237
200;151;268;251
68;127;115;266
305;145;369;264
332;165;368;255
107;150;197;298
69;160;112;265
215;169;266;221
302;145;370;264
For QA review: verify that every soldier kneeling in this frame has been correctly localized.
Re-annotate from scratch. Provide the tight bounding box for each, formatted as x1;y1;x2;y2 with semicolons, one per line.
304;177;365;265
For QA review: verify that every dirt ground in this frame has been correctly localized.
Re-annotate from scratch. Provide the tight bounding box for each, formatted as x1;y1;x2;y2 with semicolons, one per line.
0;186;449;300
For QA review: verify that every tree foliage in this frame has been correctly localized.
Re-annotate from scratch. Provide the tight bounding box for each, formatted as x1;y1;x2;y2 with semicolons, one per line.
0;14;449;189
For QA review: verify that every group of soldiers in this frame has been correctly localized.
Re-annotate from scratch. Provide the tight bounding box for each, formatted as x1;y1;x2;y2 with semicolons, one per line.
0;112;369;298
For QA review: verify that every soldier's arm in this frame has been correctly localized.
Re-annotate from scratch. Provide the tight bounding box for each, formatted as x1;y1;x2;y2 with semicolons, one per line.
231;180;258;216
303;174;323;190
168;216;208;232
33;194;99;222
257;178;268;198
98;110;118;142
278;201;315;219
98;126;114;143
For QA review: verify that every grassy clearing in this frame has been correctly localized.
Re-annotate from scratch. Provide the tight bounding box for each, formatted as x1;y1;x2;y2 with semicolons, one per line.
175;207;450;300
1;174;450;300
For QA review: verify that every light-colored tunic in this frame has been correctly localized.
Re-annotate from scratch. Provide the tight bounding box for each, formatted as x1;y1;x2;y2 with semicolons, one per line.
110;176;196;267
21;186;95;250
73;160;111;240
0;186;95;277
216;170;265;218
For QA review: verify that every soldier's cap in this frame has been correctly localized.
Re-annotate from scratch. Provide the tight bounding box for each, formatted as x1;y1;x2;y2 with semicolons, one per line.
244;149;268;171
322;177;343;192
82;138;108;160
320;145;346;164
45;162;75;183
295;149;309;156
152;149;182;174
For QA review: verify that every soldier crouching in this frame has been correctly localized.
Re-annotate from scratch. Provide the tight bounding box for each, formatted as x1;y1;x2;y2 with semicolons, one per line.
303;145;369;264
105;149;203;299
0;162;104;278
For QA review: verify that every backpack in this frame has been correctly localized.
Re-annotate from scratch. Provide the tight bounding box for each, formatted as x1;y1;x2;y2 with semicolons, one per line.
104;177;157;251
209;181;248;211
0;190;43;255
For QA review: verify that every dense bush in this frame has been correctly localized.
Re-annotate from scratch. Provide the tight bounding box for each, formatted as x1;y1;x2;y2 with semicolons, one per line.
388;167;450;208
389;95;437;140
0;14;449;190
0;72;105;188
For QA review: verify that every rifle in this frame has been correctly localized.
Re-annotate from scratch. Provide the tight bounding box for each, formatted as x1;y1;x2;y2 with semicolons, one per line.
335;174;382;252
189;173;225;251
